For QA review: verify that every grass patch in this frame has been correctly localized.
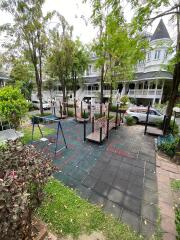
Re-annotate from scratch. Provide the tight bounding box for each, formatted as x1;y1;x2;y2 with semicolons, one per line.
37;179;143;240
171;179;180;191
21;125;56;144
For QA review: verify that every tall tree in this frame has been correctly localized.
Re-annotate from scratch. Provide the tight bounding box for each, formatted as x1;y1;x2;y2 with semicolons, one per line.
71;39;89;100
85;0;147;110
130;0;180;132
0;0;54;115
10;58;34;100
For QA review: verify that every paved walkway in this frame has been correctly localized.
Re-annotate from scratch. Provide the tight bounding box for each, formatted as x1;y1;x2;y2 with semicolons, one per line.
156;153;180;240
33;120;158;238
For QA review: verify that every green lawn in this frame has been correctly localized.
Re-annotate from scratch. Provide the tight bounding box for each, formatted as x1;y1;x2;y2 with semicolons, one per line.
37;179;143;240
22;125;56;144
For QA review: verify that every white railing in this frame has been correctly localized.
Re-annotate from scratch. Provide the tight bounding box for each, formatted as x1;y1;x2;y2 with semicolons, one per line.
128;89;163;97
84;89;119;97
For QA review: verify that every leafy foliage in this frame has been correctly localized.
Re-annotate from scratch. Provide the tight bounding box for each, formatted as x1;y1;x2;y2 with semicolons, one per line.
0;140;56;239
120;95;129;106
175;206;180;239
156;119;179;136
125;116;136;126
0;86;28;128
158;137;179;157
171;179;180;191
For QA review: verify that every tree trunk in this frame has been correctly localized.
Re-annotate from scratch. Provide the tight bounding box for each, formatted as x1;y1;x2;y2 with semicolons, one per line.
110;82;113;105
100;65;104;116
34;65;43;115
165;63;180;133
164;8;180;134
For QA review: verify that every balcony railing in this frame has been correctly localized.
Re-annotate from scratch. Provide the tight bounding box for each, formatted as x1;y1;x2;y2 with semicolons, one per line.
128;89;163;97
84;90;119;97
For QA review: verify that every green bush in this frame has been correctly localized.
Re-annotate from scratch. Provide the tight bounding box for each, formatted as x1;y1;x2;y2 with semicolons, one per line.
158;137;179;157
81;111;89;119
155;119;179;136
175;206;180;239
125;115;135;126
68;110;74;117
120;95;129;106
0;86;28;129
109;105;118;112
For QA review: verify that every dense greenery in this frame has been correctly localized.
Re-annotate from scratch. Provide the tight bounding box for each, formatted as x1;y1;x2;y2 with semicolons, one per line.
37;179;143;240
158;137;179;157
125;116;136;126
0;140;55;239
171;180;180;191
156;120;179;136
0;86;28;129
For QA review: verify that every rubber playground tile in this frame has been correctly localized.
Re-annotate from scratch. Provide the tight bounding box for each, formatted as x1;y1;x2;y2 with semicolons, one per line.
107;188;125;204
82;175;99;189
93;181;111;197
103;200;122;219
126;183;143;200
113;177;129;193
141;202;158;224
121;209;141;233
123;194;141;215
88;192;106;206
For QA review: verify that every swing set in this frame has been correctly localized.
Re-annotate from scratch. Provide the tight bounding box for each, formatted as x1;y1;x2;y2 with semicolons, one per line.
31;115;67;156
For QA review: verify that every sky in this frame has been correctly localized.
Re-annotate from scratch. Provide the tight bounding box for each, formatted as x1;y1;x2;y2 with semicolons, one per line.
0;0;177;45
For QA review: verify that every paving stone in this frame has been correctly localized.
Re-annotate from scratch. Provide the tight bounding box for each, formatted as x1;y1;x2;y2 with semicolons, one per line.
145;169;156;181
109;159;121;168
93;181;111;197
131;166;144;177
70;168;87;182
161;214;176;234
103;200;122;218
145;162;156;172
113;177;129;193
89;167;103;178
123;194;141;215
159;201;175;219
121;209;140;232
141;219;156;238
116;169;131;181
143;187;158;204
129;174;144;187
100;169;117;185
131;159;145;169
82;175;99;189
163;233;176;240
89;192;106;206
126;183;143;200
142;202;158;223
76;184;92;199
107;188;125;204
144;178;157;191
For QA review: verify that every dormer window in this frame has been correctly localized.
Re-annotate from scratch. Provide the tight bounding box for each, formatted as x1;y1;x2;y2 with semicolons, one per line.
147;52;151;61
154;50;161;60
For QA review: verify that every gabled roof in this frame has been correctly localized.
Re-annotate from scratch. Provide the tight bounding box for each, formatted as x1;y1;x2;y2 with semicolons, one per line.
151;19;170;41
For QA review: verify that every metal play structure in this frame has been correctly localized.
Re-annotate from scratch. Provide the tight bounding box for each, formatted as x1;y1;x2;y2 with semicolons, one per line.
31;115;67;156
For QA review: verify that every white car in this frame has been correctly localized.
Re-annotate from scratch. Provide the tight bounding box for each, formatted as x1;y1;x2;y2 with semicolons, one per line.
126;107;164;124
32;100;51;110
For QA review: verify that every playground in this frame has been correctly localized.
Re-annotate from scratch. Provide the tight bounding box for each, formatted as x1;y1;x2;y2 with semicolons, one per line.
32;118;158;238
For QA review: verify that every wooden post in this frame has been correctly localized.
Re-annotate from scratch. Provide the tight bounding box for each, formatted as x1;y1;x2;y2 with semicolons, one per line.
144;104;150;135
92;116;94;132
67;99;69;116
84;116;86;142
89;102;91;120
60;102;62;119
81;101;83;117
115;104;119;129
100;127;102;143
74;99;77;120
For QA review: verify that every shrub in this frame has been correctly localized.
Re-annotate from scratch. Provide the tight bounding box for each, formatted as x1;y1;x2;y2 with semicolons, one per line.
175;206;180;239
158;137;179;157
81;111;89;119
68;109;74;117
155;119;179;136
120;95;129;106
0;140;56;239
109;105;118;112
0;86;28;129
125;115;135;126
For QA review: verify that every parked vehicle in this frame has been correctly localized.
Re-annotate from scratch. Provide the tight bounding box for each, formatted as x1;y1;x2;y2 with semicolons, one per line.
126;107;164;124
31;100;51;110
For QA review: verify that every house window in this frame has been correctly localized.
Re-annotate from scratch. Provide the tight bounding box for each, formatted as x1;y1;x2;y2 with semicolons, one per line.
147;52;151;61
154;50;161;60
